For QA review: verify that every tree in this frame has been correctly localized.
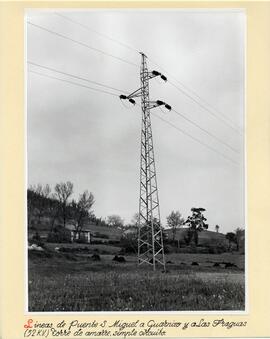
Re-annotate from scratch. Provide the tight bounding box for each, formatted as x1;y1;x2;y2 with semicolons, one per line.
226;232;237;250
94;217;107;227
215;224;220;233
120;226;138;254
55;181;74;228
27;184;51;228
36;184;60;231
107;214;124;228
235;227;245;252
166;210;185;241
27;187;37;228
130;212;140;227
46;194;60;232
184;207;208;246
38;184;51;223
225;228;244;252
70;190;95;234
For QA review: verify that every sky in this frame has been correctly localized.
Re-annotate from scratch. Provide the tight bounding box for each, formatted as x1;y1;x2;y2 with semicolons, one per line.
27;9;245;233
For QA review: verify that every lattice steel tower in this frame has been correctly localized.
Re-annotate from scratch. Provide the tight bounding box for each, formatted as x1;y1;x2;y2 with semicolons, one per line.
120;53;171;271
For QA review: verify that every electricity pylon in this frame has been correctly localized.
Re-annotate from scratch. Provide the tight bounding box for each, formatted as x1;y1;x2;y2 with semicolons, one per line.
120;52;171;271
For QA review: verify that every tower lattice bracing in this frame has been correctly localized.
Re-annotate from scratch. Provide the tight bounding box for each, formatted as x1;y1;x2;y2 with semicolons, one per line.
137;53;166;271
119;52;170;271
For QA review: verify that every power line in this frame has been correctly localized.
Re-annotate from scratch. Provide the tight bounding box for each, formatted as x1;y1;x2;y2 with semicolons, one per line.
28;61;129;94
27;16;240;165
29;70;119;97
147;56;243;135
173;78;242;130
50;14;243;135
171;108;240;154
29;71;237;165
27;21;139;68
54;12;138;54
152;111;239;166
168;80;241;134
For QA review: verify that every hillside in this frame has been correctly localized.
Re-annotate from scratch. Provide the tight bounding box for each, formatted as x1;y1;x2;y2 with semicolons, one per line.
67;223;122;241
29;213;235;248
165;228;229;247
29;217;123;242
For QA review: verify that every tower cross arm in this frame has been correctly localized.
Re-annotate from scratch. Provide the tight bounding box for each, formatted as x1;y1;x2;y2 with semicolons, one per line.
127;87;143;99
148;100;172;111
120;70;167;102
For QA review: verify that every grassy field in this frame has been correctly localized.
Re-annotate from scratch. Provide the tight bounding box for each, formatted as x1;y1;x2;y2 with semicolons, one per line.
28;249;245;312
45;242;122;254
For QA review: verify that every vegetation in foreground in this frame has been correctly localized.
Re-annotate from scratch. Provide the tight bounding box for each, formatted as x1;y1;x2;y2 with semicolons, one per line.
27;181;245;312
28;251;245;312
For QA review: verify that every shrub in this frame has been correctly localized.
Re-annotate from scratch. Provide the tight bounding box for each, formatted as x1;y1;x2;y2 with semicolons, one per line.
47;226;71;243
94;232;109;239
108;240;120;245
29;233;45;248
118;232;137;252
164;244;174;254
28;249;53;259
32;231;41;241
91;254;101;261
75;238;89;244
113;255;126;262
91;239;106;245
207;244;227;254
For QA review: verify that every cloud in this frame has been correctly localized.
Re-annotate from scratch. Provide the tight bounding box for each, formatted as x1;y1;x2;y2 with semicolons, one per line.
27;9;245;231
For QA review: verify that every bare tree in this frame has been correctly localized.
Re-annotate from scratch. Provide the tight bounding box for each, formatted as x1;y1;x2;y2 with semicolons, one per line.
130;212;140;227
30;184;43;195
166;210;185;241
27;184;51;227
70;190;95;235
55;181;74;228
38;184;51;223
28;184;43;226
42;184;51;196
215;224;220;233
46;193;60;232
107;214;124;228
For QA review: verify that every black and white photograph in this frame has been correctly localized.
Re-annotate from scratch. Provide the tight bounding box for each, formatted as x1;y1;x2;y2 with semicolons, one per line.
27;8;245;312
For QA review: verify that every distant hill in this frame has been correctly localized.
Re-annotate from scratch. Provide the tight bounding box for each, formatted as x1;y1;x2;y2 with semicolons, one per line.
29;217;123;242
66;223;122;241
165;228;229;247
29;214;232;248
